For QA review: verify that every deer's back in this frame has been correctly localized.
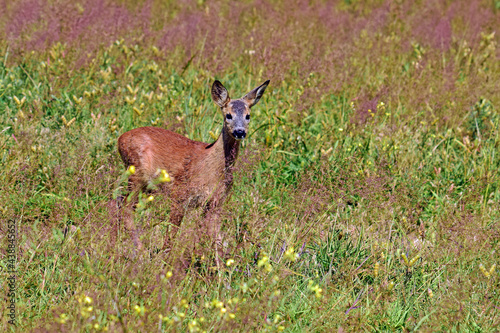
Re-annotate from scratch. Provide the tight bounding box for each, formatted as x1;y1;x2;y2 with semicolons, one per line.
118;126;210;185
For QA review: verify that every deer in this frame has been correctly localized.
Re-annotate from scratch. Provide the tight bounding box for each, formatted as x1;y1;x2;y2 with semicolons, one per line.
114;79;270;254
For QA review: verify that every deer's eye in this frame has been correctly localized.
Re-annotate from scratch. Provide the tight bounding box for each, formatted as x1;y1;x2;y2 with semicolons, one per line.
226;114;232;120
246;114;250;120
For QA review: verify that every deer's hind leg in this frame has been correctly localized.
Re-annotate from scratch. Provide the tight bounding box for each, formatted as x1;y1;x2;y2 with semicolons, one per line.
107;196;122;248
162;198;186;252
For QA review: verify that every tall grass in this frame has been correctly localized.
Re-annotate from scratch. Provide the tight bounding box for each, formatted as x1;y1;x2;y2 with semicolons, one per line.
1;0;499;331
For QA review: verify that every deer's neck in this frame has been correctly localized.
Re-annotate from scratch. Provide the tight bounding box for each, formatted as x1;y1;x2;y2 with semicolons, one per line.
217;126;240;169
206;126;240;181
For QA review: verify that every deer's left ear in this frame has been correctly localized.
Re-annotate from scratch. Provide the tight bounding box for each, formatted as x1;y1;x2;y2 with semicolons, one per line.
242;80;270;107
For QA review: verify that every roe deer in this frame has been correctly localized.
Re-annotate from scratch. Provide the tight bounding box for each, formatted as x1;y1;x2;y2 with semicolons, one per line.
116;79;270;252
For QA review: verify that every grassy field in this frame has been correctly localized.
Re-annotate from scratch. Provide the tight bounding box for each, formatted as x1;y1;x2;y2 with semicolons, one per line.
1;0;500;331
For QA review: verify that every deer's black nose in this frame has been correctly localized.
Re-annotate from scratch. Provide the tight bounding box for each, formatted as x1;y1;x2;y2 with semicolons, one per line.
233;129;246;139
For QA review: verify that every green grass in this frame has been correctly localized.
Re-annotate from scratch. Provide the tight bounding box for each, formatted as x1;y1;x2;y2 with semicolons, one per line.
1;0;500;331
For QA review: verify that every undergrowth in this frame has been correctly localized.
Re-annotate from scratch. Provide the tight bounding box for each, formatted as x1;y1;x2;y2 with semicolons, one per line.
1;0;499;331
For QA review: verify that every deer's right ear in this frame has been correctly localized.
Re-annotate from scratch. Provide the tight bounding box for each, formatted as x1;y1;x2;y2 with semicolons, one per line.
212;80;230;108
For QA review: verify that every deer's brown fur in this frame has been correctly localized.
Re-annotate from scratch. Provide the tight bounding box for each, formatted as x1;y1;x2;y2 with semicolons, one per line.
115;80;270;251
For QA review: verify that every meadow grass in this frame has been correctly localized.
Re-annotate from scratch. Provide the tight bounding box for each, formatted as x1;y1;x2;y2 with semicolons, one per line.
1;0;500;331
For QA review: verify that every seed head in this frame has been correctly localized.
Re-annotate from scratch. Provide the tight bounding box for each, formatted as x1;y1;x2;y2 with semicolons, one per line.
401;253;409;266
127;165;136;175
158;169;171;183
72;95;82;104
284;247;299;261
56;313;69;324
408;254;420;267
134;304;146;316
479;264;490;278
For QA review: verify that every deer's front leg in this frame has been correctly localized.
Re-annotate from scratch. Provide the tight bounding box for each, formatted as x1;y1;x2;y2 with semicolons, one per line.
122;190;144;251
162;199;185;251
199;200;223;249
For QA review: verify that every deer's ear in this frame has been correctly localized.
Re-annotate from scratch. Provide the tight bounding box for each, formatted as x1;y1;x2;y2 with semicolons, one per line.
212;80;230;107
242;80;270;107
